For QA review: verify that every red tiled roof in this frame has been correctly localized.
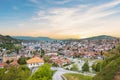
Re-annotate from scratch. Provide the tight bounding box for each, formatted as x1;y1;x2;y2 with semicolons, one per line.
0;63;4;67
0;63;8;67
26;56;44;64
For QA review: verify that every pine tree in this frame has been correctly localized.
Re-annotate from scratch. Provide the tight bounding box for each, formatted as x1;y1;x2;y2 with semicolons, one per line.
82;61;89;72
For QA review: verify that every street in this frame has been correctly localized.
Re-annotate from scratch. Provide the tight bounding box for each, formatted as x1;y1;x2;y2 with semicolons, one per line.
52;67;96;80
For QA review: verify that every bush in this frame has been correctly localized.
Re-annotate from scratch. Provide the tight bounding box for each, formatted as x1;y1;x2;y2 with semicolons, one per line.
0;65;30;80
70;64;78;71
29;63;53;80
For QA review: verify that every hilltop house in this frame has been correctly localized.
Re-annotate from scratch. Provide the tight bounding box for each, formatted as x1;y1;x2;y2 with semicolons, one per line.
26;56;44;68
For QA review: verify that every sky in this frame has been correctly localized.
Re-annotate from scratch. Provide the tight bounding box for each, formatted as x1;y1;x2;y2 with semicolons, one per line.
0;0;120;39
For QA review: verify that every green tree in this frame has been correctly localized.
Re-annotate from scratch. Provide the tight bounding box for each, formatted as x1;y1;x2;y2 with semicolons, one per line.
17;65;31;80
41;48;45;57
52;63;58;67
15;46;22;54
18;57;30;65
92;63;96;72
96;63;102;72
29;63;53;80
0;68;6;79
43;56;50;63
2;65;30;80
92;62;102;72
6;60;10;64
82;61;89;72
33;51;37;55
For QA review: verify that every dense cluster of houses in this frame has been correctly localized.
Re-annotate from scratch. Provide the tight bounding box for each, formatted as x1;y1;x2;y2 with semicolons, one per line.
0;38;120;69
21;38;120;58
45;53;71;67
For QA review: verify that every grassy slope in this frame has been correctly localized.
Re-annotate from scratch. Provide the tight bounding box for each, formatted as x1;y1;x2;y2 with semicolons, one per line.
64;73;92;80
93;54;120;80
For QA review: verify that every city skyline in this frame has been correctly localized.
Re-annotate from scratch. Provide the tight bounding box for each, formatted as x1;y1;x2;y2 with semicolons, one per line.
0;0;120;39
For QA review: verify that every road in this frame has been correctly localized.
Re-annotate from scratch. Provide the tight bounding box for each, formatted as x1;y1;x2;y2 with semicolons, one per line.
52;67;78;80
52;68;66;80
52;67;96;80
30;66;95;80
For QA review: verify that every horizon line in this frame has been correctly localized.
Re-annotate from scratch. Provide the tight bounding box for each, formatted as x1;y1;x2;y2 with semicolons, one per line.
11;34;120;40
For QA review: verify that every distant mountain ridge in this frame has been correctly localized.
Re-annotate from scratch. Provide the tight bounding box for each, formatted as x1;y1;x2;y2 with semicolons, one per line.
12;35;119;41
83;35;119;40
0;34;19;43
12;36;54;41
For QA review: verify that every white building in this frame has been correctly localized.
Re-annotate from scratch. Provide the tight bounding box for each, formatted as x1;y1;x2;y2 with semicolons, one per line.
26;56;44;68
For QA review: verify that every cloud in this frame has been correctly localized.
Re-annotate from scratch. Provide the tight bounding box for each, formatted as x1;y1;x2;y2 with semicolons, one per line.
17;0;120;38
90;0;120;11
47;0;72;4
33;0;120;26
29;0;72;4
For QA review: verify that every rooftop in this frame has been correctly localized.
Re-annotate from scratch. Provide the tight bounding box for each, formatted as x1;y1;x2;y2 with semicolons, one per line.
26;56;44;64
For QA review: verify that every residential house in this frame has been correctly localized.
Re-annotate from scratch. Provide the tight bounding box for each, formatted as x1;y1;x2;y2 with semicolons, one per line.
26;56;44;68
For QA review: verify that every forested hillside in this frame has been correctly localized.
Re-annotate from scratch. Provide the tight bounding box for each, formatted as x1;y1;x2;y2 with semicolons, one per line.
93;44;120;80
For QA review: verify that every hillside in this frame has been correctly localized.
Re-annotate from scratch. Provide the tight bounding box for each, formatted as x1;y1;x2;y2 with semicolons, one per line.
12;36;54;41
0;35;20;43
83;35;118;40
0;34;21;50
93;44;120;80
12;35;119;41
